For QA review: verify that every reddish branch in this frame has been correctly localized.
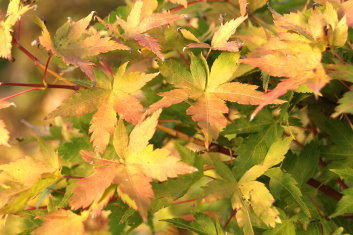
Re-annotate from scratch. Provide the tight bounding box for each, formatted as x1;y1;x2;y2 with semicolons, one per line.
0;82;79;90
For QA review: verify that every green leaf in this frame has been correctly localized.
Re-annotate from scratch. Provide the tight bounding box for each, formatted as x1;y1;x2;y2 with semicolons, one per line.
266;168;311;217
49;88;107;118
310;114;353;166
0;174;60;213
331;168;353;182
222;109;274;135
330;188;353;218
284;142;320;185
58;137;92;164
207;52;240;90
262;218;296;235
163;213;224;235
190;53;208;91
332;90;353;117
233;123;283;179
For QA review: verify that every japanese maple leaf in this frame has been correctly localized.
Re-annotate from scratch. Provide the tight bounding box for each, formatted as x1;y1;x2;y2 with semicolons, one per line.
147;52;284;146
70;110;197;220
0;143;60;212
240;33;329;119
0;100;14;146
36;12;129;81
114;0;183;59
32;210;86;235
342;0;353;27
0;0;32;59
271;1;348;49
181;16;247;52
49;62;158;153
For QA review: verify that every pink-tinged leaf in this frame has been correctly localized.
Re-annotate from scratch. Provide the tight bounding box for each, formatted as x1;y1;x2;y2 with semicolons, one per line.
212;41;243;52
186;93;228;146
133;34;163;59
240;35;322;78
114;93;144;124
32;210;84;235
70;165;118;210
80;150;112;166
239;0;248;16
213;82;285;105
250;78;303;120
342;1;353;27
37;13;128;81
137;13;184;34
126;146;197;181
114;167;154;220
186;42;211;49
0;120;10;146
147;89;190;114
89;94;117;153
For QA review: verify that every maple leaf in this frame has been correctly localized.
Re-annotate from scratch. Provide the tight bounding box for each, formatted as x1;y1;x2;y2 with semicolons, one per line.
112;0;183;59
271;2;348;49
50;62;158;153
182;16;247;52
36;12;129;81
70;110;197;220
32;210;86;235
0;100;14;146
0;0;32;59
148;52;284;146
240;33;329;119
0;142;60;212
342;1;353;27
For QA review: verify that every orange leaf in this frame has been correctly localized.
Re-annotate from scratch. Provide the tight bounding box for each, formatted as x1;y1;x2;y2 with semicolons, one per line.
70;165;118;210
37;13;128;80
32;210;84;235
89;94;116;153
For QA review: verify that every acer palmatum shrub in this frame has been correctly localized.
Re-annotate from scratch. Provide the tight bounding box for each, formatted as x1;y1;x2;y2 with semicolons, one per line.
0;0;353;234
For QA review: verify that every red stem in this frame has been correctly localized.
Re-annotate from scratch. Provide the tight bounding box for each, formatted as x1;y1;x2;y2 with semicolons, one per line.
0;82;79;90
42;54;52;87
223;208;237;229
172;198;199;204
177;50;190;66
0;87;42;101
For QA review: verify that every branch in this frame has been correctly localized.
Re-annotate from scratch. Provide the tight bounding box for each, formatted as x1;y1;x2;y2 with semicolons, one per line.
0;82;79;90
11;37;75;86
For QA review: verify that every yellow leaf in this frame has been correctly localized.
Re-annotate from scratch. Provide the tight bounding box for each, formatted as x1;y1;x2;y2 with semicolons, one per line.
128;109;162;155
126;145;197;181
180;28;200;43
0;0;32;59
211;16;247;48
0;120;10;146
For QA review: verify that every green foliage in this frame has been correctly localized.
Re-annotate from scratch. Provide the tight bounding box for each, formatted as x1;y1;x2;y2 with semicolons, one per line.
0;0;353;234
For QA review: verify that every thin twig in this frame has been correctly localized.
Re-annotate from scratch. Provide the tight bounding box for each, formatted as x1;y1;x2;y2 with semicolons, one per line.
0;82;79;90
0;87;43;101
223;208;237;229
11;37;75;85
